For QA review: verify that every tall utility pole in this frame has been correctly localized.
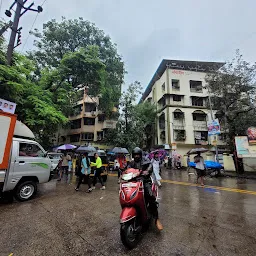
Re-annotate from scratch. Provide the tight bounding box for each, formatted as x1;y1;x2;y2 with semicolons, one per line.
7;0;23;65
5;0;43;65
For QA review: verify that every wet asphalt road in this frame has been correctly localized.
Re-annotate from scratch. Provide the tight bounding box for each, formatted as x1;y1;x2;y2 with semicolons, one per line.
1;169;256;256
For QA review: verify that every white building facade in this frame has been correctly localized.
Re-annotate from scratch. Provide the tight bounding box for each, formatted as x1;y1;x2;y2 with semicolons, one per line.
141;59;226;157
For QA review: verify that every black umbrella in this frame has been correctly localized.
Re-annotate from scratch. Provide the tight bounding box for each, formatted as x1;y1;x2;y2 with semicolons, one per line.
111;147;129;154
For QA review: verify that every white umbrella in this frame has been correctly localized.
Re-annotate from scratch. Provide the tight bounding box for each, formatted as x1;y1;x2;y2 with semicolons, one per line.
187;148;208;155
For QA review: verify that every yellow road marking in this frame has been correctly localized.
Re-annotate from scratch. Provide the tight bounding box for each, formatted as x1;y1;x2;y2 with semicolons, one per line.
161;179;256;195
109;173;256;195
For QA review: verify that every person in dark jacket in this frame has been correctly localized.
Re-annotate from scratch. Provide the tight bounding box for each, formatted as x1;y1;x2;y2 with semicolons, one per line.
128;147;163;230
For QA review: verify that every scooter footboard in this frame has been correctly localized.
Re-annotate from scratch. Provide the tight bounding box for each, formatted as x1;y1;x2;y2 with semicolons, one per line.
120;207;137;223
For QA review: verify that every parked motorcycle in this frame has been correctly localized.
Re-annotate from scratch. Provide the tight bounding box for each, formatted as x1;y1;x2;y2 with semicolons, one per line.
119;168;158;249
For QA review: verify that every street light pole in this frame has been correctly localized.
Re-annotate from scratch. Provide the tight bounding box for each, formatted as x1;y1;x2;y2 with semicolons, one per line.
207;87;219;163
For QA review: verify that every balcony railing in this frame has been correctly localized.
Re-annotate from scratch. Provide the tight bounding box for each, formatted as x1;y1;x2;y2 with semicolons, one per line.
170;100;184;106
68;128;82;135
195;139;208;145
193;121;207;131
190;87;203;93
173;120;185;130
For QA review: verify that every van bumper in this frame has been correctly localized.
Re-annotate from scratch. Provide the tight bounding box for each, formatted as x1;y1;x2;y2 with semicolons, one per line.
48;169;55;181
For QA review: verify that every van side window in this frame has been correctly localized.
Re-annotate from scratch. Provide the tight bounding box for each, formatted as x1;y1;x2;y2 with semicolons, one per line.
19;143;45;157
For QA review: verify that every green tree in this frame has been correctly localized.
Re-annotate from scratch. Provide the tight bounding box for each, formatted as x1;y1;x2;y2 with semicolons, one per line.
0;39;68;148
104;82;157;151
29;17;124;115
206;50;256;150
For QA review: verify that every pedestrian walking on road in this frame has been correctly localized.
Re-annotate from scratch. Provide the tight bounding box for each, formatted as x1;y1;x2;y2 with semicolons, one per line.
151;152;162;187
67;153;73;184
194;152;206;186
75;153;92;193
58;152;70;181
91;153;105;190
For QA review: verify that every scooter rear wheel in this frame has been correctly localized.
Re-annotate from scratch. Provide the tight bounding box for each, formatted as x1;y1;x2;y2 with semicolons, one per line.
120;219;139;249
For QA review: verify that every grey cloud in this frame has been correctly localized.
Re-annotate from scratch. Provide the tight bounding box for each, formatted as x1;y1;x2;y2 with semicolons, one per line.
0;0;255;91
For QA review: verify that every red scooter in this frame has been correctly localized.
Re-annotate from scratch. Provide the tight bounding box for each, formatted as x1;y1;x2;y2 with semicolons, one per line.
119;168;158;249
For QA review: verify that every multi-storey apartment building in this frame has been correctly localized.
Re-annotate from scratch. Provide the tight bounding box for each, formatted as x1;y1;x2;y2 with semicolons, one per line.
140;59;226;156
53;86;117;149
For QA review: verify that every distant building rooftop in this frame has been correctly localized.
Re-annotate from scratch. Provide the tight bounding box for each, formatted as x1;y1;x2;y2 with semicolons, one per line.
139;59;224;103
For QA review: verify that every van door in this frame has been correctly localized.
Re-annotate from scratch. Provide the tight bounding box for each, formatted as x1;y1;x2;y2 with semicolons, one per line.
12;141;51;185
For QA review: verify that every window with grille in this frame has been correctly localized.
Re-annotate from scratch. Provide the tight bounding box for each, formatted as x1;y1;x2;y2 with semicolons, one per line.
191;97;204;106
172;80;180;91
173;95;182;101
83;117;95;125
81;133;94;141
70;119;81;129
190;80;203;92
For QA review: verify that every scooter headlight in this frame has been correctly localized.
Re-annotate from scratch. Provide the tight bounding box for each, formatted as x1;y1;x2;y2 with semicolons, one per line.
130;189;138;200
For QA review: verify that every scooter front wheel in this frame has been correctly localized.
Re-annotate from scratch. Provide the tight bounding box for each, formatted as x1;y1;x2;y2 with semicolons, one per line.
120;219;140;249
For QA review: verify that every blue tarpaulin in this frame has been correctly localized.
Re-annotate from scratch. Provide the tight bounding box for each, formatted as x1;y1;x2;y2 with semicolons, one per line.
189;161;223;169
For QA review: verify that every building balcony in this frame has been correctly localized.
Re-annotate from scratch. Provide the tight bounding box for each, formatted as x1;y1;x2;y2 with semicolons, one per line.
81;125;95;133
193;121;207;131
195;139;208;145
103;120;117;129
68;128;82;135
84;111;97;118
173;120;185;130
170;100;184;106
69;113;83;121
190;88;203;93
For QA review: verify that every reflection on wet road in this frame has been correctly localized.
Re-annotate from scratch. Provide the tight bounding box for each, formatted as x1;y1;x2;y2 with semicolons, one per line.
1;169;256;256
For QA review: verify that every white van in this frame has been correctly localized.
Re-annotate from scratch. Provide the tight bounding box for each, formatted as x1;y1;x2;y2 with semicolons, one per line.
0;120;53;201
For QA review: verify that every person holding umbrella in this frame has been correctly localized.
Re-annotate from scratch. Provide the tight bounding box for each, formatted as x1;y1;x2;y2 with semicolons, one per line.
194;151;206;186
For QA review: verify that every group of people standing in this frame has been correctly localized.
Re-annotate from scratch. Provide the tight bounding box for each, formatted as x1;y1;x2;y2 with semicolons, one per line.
75;152;106;192
57;152;106;191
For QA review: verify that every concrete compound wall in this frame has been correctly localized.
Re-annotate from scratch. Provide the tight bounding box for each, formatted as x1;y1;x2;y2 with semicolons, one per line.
243;158;256;172
223;153;236;171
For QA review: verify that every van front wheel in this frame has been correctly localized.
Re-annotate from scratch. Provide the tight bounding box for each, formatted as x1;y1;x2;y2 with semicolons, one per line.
15;181;37;201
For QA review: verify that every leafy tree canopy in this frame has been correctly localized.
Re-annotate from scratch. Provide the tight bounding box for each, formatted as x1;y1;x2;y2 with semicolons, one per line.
29;17;124;115
0;39;68;148
104;82;157;151
206;50;256;150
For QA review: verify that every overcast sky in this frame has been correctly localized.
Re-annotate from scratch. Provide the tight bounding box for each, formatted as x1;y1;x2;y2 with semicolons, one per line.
1;0;256;91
